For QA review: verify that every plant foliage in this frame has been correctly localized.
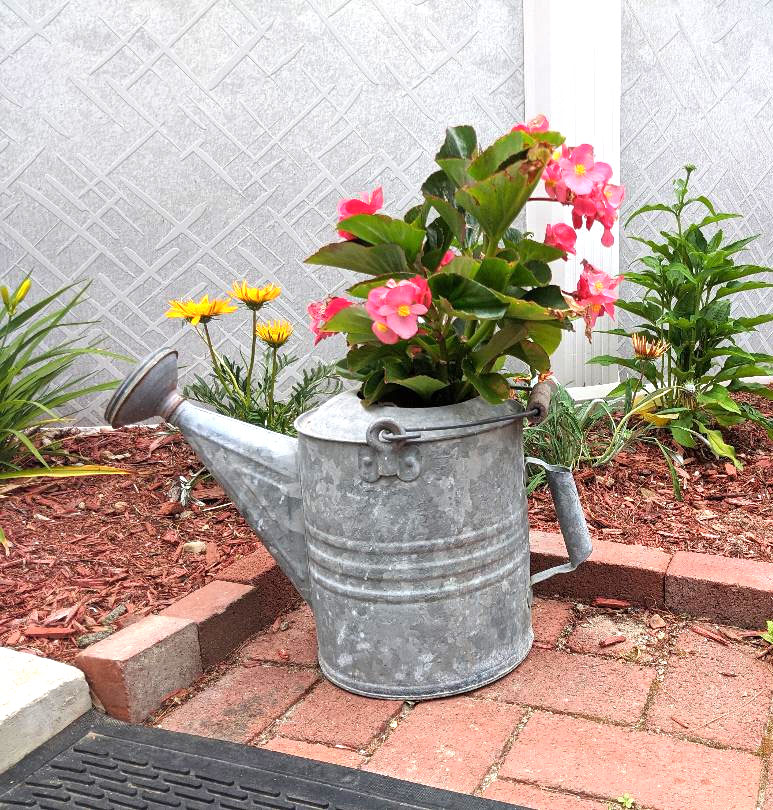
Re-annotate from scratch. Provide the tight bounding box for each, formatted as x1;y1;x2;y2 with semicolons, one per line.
306;125;580;407
184;352;341;436
0;276;120;470
592;165;773;466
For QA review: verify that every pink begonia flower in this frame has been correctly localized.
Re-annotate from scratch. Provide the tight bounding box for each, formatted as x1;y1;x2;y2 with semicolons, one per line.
543;160;569;204
366;276;431;343
603;184;625;208
307;296;352;345
512;114;549;134
558;145;612;196
439;249;456;267
573;260;622;336
337;187;384;239
544;223;577;257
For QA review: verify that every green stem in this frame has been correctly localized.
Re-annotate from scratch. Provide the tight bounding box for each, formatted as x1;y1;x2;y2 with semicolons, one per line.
202;322;231;394
484;237;499;258
245;309;257;406
467;320;495;350
267;346;278;424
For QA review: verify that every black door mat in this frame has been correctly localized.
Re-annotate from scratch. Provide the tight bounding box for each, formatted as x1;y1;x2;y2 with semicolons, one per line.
0;710;530;809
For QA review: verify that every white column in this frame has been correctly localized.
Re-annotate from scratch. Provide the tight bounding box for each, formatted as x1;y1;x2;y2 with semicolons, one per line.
523;0;622;386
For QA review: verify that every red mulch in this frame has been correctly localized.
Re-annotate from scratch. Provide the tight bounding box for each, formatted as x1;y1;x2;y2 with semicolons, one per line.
2;390;772;664
531;390;773;562
0;427;256;663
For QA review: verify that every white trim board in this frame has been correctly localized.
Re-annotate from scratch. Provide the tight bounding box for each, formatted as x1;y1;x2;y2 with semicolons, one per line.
523;0;622;387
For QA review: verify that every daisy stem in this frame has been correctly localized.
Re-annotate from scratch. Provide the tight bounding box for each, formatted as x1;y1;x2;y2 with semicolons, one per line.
245;309;257;406
202;322;231;395
267;346;278;424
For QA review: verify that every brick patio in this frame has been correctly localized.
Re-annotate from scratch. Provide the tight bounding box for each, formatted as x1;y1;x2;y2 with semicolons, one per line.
151;598;773;810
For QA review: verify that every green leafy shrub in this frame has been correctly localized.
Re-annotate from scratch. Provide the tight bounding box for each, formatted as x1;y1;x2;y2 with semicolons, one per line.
0;276;120;470
592;165;773;466
0;276;127;552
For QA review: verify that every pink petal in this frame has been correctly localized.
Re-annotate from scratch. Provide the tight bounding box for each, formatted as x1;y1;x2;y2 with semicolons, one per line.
386;312;419;339
564;174;594;195
371;319;399;344
571;144;595;167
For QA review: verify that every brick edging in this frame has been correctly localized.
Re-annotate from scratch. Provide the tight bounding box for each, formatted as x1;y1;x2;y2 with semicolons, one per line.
75;546;301;722
76;532;773;723
531;530;773;629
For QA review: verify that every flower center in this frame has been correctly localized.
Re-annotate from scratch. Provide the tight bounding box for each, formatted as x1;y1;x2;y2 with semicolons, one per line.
397;304;411;317
375;321;388;332
594;281;604;292
574;164;587;176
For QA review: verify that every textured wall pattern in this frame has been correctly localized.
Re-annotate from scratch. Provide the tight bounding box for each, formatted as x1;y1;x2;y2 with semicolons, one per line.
621;0;773;354
0;0;523;423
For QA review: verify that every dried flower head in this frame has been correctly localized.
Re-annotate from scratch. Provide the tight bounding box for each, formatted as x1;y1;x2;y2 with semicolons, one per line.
631;333;669;359
256;319;293;347
165;294;237;325
229;280;281;310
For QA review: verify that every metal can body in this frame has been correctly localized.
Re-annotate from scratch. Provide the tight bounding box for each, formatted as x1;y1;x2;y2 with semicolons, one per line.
296;392;532;700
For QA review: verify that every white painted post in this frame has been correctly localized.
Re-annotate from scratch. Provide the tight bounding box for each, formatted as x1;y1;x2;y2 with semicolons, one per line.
522;0;622;386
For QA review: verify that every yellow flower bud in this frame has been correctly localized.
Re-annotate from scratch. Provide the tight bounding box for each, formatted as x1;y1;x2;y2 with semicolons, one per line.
14;278;31;306
1;286;10;310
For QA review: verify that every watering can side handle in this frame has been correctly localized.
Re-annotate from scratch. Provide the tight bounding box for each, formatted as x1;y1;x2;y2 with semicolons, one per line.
526;457;593;587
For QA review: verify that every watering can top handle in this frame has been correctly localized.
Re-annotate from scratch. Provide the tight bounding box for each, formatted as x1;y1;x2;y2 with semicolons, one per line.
525;379;555;426
527;457;593;587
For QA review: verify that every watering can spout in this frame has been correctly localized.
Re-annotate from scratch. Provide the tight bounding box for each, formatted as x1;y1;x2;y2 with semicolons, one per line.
105;349;310;601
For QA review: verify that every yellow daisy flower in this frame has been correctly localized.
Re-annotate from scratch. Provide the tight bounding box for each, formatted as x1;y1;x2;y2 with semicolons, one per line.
229;280;281;310
255;319;293;347
165;294;237;325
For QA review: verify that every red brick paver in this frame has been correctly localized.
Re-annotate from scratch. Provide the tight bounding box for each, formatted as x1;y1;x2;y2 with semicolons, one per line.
531;531;671;607
151;598;771;808
475;648;655;724
646;628;773;750
501;711;761;810
158;664;318;743
532;597;574;646
666;550;773;628
261;736;364;768
567;612;666;663
241;604;317;666
365;697;523;793
162;580;272;668
484;780;607;810
76;615;201;723
278;679;402;749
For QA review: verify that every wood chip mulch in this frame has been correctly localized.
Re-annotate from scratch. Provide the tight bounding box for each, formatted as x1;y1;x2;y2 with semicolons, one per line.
531;390;773;562
2;388;772;665
1;427;257;664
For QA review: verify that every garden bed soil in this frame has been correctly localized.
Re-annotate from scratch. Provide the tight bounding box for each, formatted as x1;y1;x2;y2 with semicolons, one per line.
530;389;773;561
0;427;256;664
2;388;772;664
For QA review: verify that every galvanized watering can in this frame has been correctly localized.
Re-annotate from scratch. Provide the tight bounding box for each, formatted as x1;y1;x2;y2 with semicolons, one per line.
106;349;592;700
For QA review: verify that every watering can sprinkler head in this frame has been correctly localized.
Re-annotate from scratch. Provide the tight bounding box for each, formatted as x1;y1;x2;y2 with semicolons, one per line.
105;348;184;427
